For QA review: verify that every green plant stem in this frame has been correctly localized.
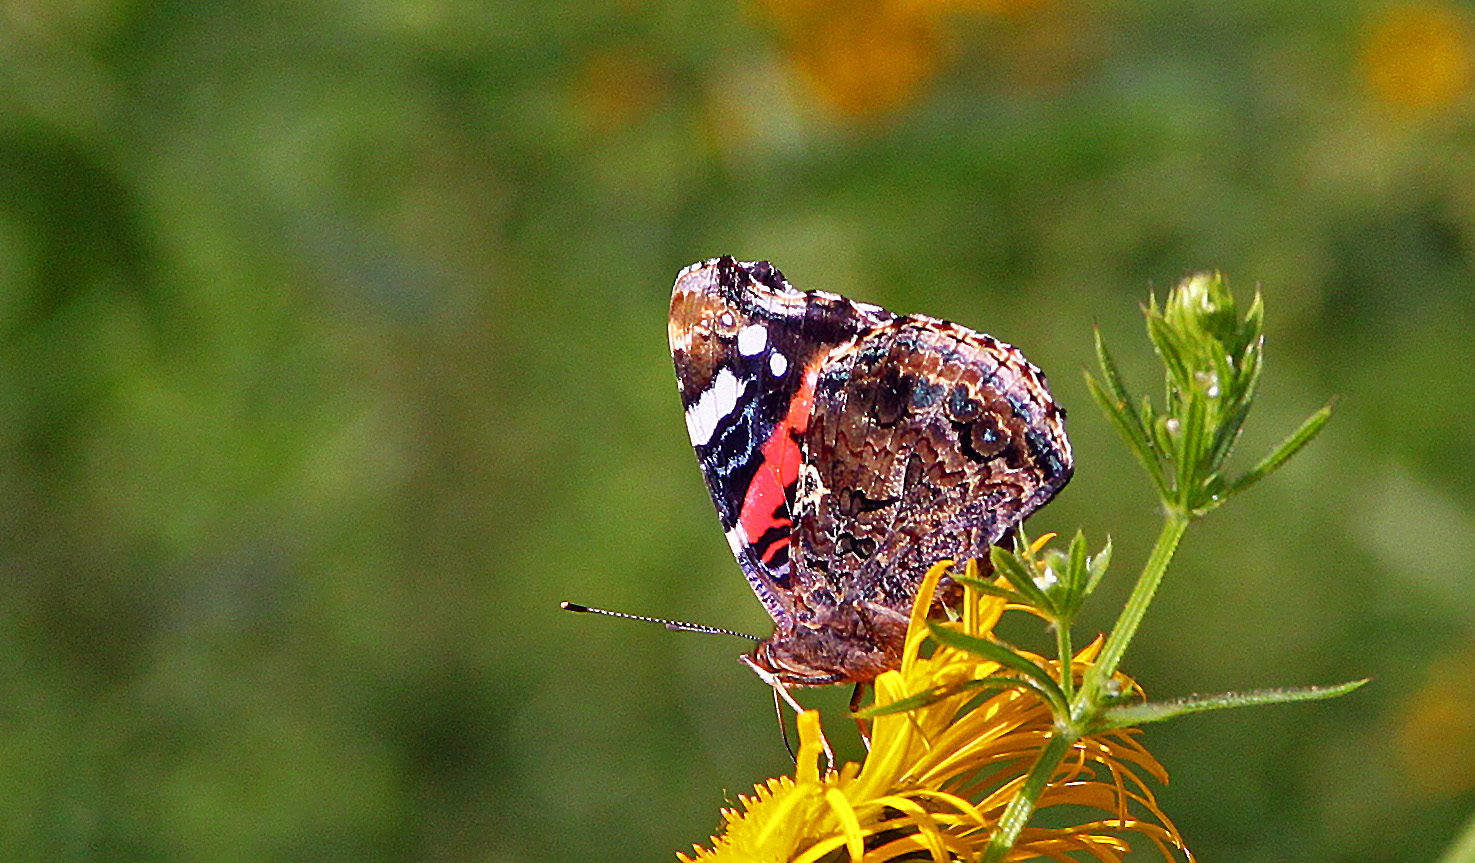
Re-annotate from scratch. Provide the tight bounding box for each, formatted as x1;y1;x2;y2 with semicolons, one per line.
984;517;1186;863
981;730;1078;863
1055;622;1075;701
1077;511;1189;713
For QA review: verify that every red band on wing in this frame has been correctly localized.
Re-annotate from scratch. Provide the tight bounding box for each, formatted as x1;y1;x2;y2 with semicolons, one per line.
738;363;819;564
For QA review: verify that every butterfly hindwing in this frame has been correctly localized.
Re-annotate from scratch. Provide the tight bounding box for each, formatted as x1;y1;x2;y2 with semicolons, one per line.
793;316;1072;613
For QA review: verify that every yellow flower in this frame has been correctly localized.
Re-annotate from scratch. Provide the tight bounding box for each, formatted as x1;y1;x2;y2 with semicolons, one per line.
749;0;1041;117
1360;2;1475;112
1393;645;1475;797
680;560;1192;863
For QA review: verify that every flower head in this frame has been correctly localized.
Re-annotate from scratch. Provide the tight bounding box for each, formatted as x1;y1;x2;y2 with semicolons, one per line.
681;561;1192;863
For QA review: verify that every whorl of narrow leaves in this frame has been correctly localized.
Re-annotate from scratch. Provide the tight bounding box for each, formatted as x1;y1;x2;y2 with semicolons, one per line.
1086;273;1330;516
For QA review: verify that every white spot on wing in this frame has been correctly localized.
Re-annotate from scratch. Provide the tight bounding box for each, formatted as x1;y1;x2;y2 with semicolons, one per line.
794;461;827;513
684;404;706;447
737;324;767;356
685;366;744;447
725;525;747;556
769;351;788;376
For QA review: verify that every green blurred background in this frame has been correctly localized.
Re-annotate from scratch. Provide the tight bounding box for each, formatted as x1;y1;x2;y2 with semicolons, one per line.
3;0;1474;860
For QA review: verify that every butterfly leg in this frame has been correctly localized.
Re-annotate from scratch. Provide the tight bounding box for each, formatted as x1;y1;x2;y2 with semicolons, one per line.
773;687;797;762
742;654;834;768
849;682;873;751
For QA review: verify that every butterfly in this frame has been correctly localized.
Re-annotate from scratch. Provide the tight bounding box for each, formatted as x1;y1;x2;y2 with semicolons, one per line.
669;257;1073;690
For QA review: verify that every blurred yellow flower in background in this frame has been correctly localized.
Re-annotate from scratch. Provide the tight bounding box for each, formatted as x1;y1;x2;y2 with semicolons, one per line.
571;42;671;133
751;0;1045;117
1394;645;1475;797
1360;2;1474;112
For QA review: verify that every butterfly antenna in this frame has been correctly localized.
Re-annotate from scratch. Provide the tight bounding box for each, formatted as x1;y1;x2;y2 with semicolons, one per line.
559;601;762;642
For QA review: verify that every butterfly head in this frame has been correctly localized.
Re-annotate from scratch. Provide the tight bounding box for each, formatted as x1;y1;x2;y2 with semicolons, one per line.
746;601;912;687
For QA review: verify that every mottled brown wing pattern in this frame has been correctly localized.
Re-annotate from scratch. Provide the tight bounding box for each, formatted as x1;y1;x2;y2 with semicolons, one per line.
755;316;1073;684
801;317;1072;600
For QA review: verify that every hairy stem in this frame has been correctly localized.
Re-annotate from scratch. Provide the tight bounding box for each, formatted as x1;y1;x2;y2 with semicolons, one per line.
1077;512;1189;714
1056;622;1075;701
981;731;1078;863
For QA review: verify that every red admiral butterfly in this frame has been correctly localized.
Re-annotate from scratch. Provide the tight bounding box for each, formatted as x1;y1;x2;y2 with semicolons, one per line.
670;257;1073;689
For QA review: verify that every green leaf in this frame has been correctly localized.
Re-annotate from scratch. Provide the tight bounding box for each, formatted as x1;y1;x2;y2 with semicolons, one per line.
1238;291;1266;358
1089;330;1167;491
1099;679;1369;729
1065;531;1089;596
1175;390;1210;507
989;545;1051;611
1145;312;1193;392
926;622;1068;713
1238;332;1265;396
1092;327;1136;409
1085;537;1112;594
1223;402;1333;499
1204;395;1253;476
952;574;1030;606
854;676;1031;718
1147;415;1170;466
1085;372;1165;495
1194;475;1229;517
